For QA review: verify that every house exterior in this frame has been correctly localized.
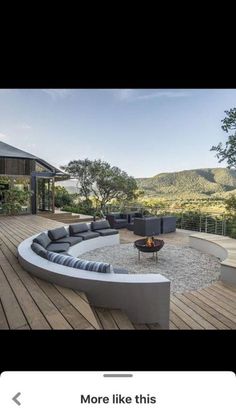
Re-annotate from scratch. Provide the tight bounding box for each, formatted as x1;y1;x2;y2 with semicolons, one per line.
0;141;67;214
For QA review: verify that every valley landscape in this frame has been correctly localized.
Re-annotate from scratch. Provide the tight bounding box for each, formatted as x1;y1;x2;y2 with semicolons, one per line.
58;167;236;214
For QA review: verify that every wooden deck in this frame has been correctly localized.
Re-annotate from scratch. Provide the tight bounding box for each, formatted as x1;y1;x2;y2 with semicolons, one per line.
0;215;236;330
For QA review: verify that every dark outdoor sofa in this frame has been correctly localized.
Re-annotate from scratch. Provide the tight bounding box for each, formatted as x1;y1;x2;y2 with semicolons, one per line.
133;216;162;236
126;211;143;231
32;221;118;254
31;221;127;274
161;216;176;233
91;220;119;236
106;213;128;229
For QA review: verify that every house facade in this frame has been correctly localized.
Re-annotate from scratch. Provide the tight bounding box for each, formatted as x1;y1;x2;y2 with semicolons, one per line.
0;141;67;214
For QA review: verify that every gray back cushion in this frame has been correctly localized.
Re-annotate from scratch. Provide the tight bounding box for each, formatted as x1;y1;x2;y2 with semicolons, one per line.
33;232;51;248
47;251;111;273
48;227;68;241
91;220;110;230
69;223;89;235
31;242;48;259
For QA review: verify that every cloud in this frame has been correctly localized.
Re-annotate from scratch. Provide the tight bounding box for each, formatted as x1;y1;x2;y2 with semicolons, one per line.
0;132;7;140
113;89;134;101
113;89;190;102
135;91;190;100
42;89;72;100
17;123;31;130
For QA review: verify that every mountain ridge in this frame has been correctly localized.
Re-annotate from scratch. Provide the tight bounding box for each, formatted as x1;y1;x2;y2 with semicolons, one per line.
57;168;236;199
136;168;236;199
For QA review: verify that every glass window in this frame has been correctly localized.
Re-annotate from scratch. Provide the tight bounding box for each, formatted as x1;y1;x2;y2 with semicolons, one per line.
35;162;51;173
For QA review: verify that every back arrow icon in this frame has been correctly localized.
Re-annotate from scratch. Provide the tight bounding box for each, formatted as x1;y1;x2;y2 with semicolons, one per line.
12;392;21;406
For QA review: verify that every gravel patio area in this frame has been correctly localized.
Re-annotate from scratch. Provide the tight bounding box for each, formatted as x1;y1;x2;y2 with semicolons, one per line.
81;243;221;293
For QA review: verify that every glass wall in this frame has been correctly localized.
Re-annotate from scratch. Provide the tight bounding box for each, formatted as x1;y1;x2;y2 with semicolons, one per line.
35;162;51;173
36;177;53;212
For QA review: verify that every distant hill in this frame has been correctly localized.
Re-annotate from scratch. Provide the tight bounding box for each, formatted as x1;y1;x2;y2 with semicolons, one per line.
56;168;236;199
136;168;236;199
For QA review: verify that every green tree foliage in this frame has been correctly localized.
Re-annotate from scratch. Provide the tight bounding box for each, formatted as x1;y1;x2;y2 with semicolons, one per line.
61;159;138;210
1;189;32;215
60;159;94;202
211;108;236;168
54;186;73;208
225;195;236;215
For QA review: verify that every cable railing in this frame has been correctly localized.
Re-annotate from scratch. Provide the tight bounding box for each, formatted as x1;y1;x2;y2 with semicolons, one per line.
105;204;236;238
175;213;227;235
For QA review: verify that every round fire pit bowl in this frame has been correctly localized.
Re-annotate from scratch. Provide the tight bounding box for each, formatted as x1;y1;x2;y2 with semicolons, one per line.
134;238;164;262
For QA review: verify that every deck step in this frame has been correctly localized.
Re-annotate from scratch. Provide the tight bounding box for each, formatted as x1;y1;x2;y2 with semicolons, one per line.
38;212;73;218
37;213;93;224
95;307;135;329
62;217;87;223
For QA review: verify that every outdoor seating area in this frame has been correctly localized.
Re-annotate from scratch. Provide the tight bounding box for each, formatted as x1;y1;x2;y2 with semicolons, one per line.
31;220;119;256
106;212;177;235
18;219;170;326
0;214;235;330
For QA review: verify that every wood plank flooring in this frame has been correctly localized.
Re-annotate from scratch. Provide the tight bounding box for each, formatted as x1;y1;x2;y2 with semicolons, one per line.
0;215;236;330
0;215;100;330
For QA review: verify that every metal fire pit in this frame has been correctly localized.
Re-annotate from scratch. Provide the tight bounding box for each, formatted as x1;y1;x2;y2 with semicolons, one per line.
134;238;164;262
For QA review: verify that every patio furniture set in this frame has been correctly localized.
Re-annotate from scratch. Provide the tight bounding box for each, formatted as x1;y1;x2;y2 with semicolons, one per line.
106;212;176;236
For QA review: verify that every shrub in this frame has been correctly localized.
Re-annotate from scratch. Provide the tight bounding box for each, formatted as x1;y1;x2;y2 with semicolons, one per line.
62;202;95;216
1;189;32;215
54;186;73;208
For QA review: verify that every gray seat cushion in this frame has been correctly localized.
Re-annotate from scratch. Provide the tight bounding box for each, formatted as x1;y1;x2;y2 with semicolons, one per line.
113;267;129;274
74;231;100;240
91;220;111;230
46;242;70;253
97;228;119;236
69;223;88;235
33;232;51;249
52;236;83;246
48;227;68;241
31;242;48;259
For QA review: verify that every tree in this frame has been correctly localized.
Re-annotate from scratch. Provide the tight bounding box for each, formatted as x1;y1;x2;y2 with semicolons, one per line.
60;159;94;202
211;108;236;168
225;194;236;215
54;186;73;208
61;159;138;210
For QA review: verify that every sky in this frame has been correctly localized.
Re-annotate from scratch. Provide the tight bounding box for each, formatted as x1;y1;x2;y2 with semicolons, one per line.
0;88;236;178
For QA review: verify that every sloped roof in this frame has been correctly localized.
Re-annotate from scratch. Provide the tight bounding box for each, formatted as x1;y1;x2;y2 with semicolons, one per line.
0;140;38;159
0;141;65;175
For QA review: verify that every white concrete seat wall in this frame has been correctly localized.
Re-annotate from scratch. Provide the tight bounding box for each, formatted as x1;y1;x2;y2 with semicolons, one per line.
189;232;236;285
17;225;170;327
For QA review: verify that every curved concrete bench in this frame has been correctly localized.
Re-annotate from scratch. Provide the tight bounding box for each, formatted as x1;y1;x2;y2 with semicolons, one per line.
189;232;236;285
17;226;170;327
